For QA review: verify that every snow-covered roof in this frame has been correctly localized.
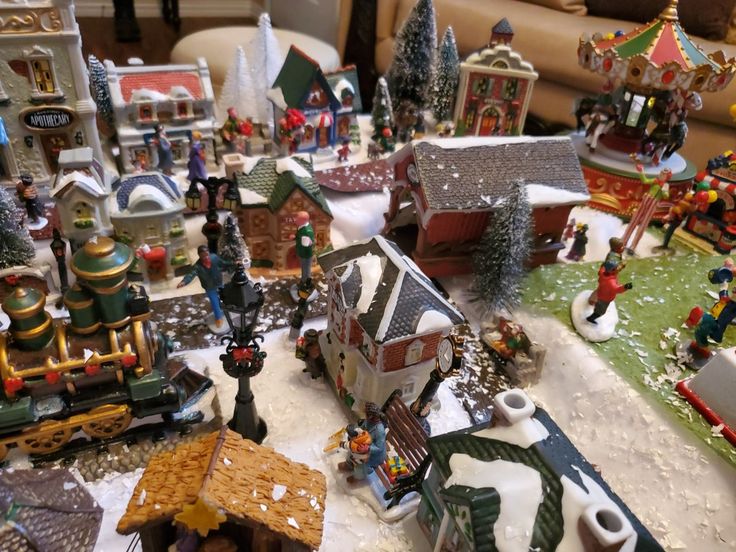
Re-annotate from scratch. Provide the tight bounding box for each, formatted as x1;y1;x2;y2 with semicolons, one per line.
113;173;182;212
318;235;464;343
426;390;660;551
51;171;107;199
276;157;311;179
126;184;178;212
389;136;589;211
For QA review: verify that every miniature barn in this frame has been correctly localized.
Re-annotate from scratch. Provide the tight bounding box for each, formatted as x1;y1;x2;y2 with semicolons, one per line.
415;389;663;551
226;154;332;271
117;427;326;552
385;136;590;277
317;235;465;411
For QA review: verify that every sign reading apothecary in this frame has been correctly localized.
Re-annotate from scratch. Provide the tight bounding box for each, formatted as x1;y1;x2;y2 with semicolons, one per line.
20;106;77;132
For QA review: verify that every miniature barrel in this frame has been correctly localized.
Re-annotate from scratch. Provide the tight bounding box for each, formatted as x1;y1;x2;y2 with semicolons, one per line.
2;288;54;351
716;225;736;254
70;237;134;329
63;283;101;335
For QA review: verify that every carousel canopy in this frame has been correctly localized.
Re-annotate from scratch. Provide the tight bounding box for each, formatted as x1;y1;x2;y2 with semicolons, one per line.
578;0;735;93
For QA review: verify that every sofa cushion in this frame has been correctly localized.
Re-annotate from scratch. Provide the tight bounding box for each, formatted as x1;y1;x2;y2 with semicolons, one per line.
585;0;736;41
522;0;586;16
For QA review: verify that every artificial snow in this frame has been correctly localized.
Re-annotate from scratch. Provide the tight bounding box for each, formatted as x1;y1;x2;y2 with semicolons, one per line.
353;254;383;314
570;290;619;343
525;183;590;208
445;455;542;552
415;310;454;334
474;417;549;449
272;484;287;501
275;157;312;179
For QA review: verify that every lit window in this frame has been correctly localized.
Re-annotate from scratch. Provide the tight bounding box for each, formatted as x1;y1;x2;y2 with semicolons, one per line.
31;59;55;94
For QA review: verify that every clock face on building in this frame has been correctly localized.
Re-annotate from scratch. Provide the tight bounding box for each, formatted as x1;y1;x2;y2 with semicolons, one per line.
406;162;419;184
437;336;455;374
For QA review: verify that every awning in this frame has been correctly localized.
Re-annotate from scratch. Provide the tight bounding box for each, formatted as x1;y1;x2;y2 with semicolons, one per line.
317;112;333;128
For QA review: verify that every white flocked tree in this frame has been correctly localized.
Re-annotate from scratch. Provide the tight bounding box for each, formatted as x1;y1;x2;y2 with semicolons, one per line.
219;46;257;122
0;187;35;270
430;26;460;123
249;13;283;130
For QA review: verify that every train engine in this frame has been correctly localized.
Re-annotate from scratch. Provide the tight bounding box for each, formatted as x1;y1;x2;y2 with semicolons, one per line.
0;236;204;460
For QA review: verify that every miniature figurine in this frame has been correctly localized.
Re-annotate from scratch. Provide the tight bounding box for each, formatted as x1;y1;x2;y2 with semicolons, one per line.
562;218;576;242
16;173;45;226
50;228;69;298
177;245;233;330
338;402;387;485
152;124;174;175
708;258;736;299
337;139;351;162
491;318;530;359
294;211;314;284
621;162;671;253
586;262;633;324
296;328;325;379
584;91;616;152
395;99;420;143
220;107;244;154
187;130;207;183
135;243;168;282
685;306;722;359
604;237;626;271
278;108;306;155
659;191;696;250
565;223;589;261
367;142;382;160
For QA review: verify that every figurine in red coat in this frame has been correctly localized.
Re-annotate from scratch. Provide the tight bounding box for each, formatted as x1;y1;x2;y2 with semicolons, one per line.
586;262;632;324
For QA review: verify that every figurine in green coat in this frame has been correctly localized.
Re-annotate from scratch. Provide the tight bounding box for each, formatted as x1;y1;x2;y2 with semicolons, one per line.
294;211;315;284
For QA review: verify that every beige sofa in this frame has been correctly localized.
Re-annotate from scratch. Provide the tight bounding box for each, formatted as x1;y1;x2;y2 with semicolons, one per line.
362;0;736;167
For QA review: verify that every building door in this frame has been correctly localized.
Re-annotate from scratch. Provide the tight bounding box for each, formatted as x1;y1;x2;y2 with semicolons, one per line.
479;108;499;136
286;245;299;269
318;127;330;148
40;133;70;172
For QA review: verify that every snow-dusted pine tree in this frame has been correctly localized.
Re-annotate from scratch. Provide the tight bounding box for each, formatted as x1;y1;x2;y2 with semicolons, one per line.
218;215;251;269
371;76;394;139
88;55;115;134
249;13;283;129
472;180;532;314
385;0;437;111
219;46;257;122
0;187;35;270
430;26;459;123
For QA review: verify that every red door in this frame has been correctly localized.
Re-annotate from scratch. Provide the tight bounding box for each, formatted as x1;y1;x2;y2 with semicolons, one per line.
479;109;499;136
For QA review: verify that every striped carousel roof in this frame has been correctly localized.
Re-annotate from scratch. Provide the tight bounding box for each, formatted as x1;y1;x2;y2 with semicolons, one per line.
578;0;735;92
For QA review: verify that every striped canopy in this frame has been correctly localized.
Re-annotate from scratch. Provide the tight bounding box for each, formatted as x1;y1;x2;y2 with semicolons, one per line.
578;0;735;93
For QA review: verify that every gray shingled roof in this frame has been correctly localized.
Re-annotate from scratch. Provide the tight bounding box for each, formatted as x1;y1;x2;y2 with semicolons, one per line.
318;236;464;343
410;137;587;211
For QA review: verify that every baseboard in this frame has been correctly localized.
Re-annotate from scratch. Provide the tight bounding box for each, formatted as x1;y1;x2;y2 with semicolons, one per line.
74;0;266;18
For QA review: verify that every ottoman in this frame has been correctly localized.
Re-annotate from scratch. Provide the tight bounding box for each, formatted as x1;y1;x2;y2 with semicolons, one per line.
171;27;341;88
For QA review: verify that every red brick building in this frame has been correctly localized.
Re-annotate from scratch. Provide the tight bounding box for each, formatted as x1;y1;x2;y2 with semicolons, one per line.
385;137;590;277
317;236;464;411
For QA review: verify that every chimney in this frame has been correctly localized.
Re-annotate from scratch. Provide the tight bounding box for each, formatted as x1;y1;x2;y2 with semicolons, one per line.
491;389;535;426
489;18;514;47
579;503;635;551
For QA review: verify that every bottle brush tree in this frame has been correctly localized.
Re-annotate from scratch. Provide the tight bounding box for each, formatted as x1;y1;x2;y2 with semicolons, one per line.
430;26;460;123
0;187;35;270
218;215;251;269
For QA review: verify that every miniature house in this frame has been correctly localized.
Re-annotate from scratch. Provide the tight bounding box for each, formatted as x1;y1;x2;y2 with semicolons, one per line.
51;147;113;249
0;0;103;185
268;46;362;152
105;58;217;173
385;136;590;277
0;468;103;552
454;19;538;137
117;427;326;552
317;236;465;410
417;389;663;551
226;154;332;271
110;172;190;281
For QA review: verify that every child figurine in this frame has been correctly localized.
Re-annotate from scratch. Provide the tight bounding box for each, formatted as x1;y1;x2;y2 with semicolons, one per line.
659;192;695;250
562;217;576;242
220;107;243;153
622;162;672;253
187;131;207;183
177;245;234;331
337;139;351;162
337;402;386;485
586;261;633;324
152;124;174;175
15;173;44;226
565;223;589;261
604;237;626;271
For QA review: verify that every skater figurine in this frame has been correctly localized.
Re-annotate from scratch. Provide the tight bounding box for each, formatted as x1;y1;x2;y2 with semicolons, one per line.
660;192;695;250
604;237;626;272
220;107;243;153
337;402;386;485
562;218;576;242
685;306;722;359
152;124;174;175
293;211;314;284
586;261;632;324
621;161;672;253
337;139;351;162
565;223;589;261
15;173;43;225
187;131;207;183
177;245;233;330
708;258;736;299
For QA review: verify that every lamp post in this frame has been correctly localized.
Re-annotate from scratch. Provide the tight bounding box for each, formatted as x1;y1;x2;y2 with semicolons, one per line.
219;262;267;442
50;228;69;297
185;176;239;254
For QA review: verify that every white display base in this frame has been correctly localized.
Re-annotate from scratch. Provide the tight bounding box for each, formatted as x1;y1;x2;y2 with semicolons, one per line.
571;290;619;343
570;132;687;176
325;453;420;523
26;216;48;231
290;283;319;303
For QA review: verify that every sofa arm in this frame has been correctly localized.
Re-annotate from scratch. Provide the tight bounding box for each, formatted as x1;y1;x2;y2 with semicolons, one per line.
336;0;354;60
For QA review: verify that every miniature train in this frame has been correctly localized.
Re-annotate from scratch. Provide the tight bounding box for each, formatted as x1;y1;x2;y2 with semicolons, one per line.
0;237;210;460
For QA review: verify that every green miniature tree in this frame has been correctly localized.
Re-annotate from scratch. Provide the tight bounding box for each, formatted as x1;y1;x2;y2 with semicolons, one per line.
430;26;460;123
472;180;532;314
0;187;35;270
385;0;437;111
218;215;251;269
371;76;394;139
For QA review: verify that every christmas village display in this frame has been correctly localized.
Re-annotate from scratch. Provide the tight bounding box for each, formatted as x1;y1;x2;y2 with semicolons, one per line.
1;0;736;551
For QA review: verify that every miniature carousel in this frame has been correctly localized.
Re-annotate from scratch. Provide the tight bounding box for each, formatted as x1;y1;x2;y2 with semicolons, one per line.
575;0;736;221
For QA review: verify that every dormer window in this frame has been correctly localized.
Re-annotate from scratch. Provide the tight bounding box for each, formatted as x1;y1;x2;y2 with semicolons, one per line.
138;104;154;122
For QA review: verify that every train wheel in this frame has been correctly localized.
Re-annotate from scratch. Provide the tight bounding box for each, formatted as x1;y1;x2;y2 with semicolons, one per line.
18;422;73;455
82;407;133;439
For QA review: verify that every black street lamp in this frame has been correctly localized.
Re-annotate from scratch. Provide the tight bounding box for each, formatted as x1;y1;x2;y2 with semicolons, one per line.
218;263;267;442
185;176;239;254
50;228;69;297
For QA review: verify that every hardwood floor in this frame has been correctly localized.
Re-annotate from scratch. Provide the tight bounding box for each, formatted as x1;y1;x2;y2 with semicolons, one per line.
78;17;256;65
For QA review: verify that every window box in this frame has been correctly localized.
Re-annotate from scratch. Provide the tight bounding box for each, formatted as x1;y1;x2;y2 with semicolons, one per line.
73;218;94;229
169;228;185;238
171;254;188;266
